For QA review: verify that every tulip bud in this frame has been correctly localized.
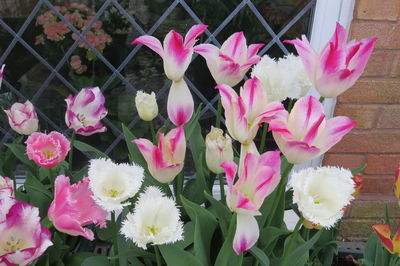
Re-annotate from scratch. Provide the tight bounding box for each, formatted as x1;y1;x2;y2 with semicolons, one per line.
135;91;158;121
205;127;233;174
5;100;38;135
352;173;363;199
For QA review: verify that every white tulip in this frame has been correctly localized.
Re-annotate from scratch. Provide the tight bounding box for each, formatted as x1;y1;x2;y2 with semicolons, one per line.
205;127;234;174
290;166;355;228
120;186;183;249
135;91;158;121
251;54;312;103
88;158;144;212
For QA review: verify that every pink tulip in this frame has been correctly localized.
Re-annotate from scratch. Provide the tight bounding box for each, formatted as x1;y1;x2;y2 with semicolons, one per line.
0;201;52;266
65;87;108;136
285;22;377;98
195;32;264;86
216;77;285;144
0;176;13;199
132;24;208;81
48;175;107;240
269;96;356;164
133;126;186;183
0;64;4;89
25;131;70;168
5;100;39;135
167;79;194;126
221;151;281;254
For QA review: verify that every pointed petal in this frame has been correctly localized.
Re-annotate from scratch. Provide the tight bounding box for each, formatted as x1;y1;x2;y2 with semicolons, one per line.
167;79;194;126
233;214;259;254
184;24;208;47
220;161;237;188
247;44;264;58
317;116;356;152
240;77;266;122
132;35;164;58
373;224;394;253
132;138;157;169
221;32;247;64
330;22;347;48
163;31;192;80
165;126;186;163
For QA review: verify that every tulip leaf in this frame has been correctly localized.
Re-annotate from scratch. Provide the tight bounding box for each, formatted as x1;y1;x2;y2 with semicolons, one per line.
351;163;367;175
214;213;243;266
81;255;111;266
64;253;103;266
184;104;203;140
158;244;202;266
5;143;38;176
258;226;290;255
204;191;231;237
249;246;270;266
175;221;195;249
181;195;218;266
73;140;108;159
283;229;323;265
122;124;147;168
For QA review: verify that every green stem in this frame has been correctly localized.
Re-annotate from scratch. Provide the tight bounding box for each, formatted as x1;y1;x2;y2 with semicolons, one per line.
68;131;76;171
319;96;325;103
280;217;305;266
154;245;162;266
111;212;119;266
258;123;268;153
287;99;294;112
150;121;157;144
266;161;294;227
215;96;222;128
175;171;184;205
218;174;226;203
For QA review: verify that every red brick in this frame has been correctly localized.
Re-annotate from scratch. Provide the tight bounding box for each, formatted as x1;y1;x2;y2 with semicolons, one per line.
390;53;400;77
323;154;366;170
334;105;380;129
356;0;400;21
350;21;400;49
330;131;400;153
338;79;400;104
362;50;394;77
376;106;400;128
365;154;400;174
362;176;394;195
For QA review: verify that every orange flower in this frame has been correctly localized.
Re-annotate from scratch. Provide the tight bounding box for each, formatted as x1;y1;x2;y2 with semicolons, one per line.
394;163;400;202
373;223;400;255
352;173;363;198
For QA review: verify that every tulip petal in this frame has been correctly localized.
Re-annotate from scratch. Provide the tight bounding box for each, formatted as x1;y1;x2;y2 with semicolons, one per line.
233;214;259;254
247;44;264;58
221;32;247;64
373;224;394;253
317;116;356;152
54;214;94;240
330;22;347;48
240;77;266;121
132;35;164;58
221;161;237;189
163;30;192;80
167;79;194;126
184;24;208;47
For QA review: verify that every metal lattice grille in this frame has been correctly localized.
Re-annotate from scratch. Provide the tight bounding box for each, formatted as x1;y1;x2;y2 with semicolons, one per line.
0;0;316;163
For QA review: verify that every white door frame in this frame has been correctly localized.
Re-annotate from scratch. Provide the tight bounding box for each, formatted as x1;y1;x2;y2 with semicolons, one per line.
293;0;356;172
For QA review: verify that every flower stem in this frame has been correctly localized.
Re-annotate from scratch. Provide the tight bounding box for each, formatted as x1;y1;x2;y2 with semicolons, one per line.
149;121;157;144
215;96;222;128
111;212;119;266
218;174;226;203
154;245;162;266
319;96;325;103
280;217;304;266
68;131;76;171
175;171;184;205
258;123;268;153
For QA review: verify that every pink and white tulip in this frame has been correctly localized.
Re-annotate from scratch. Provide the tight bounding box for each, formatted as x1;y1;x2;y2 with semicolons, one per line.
25;131;70;168
269;96;356;164
5;100;38;135
48;175;108;240
195;32;264;86
65;87;108;136
221;151;281;254
217;77;285;144
285;23;377;98
0;64;5;89
132;24;208;81
0;201;52;266
0;176;13;199
133;126;186;183
167;79;194;126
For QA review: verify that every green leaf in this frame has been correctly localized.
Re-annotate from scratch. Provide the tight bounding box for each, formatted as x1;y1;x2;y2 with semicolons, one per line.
122;124;147;167
284;229;323;265
5;143;38;176
204;191;231;237
73;140;107;159
181;195;218;265
159;244;202;266
184;104;203;140
258;226;290;255
249;246;270;266
175;222;195;249
65;253;102;266
81;256;111;266
215;213;243;266
351;163;367;175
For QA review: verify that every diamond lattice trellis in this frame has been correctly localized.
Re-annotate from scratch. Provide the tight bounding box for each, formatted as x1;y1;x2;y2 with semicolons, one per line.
0;0;316;162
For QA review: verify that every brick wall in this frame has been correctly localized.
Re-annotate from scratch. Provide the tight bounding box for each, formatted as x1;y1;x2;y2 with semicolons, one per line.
323;0;400;238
